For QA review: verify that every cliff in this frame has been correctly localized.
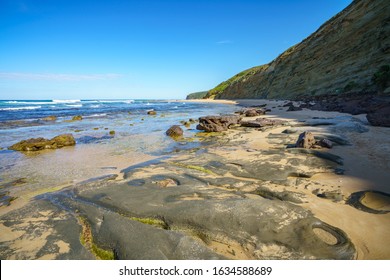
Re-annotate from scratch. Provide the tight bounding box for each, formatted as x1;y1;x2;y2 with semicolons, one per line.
206;0;390;100
186;91;208;100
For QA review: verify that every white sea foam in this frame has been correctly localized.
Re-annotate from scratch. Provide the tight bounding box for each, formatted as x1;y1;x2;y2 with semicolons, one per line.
52;99;81;103
98;100;132;103
0;106;42;111
66;104;83;107
4;101;53;105
85;113;107;118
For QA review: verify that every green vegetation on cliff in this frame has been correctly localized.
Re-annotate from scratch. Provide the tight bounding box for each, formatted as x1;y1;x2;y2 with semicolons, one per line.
205;0;390;100
186;91;208;100
205;66;267;99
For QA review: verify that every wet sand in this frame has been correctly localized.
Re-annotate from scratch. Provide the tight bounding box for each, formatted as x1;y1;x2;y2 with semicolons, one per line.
1;99;389;260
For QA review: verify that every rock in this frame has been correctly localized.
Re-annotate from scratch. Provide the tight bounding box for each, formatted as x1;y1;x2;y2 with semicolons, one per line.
72;115;83;121
287;105;303;112
147;110;157;115
296;131;316;149
366;106;390;127
9;134;76;151
240;118;286;128
236;108;266;117
51;134;77;147
109;130;115;135
313;190;344;202
318;138;333;149
241;108;266;117
42;115;57;121
196;115;241;132
282;129;298;134
166;125;183;138
153;178;179;188
346;190;390;214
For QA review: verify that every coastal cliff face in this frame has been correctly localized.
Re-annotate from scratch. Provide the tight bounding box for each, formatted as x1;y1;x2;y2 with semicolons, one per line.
207;0;390;100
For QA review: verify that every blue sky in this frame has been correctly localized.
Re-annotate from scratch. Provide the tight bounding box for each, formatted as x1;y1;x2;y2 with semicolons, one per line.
0;0;352;100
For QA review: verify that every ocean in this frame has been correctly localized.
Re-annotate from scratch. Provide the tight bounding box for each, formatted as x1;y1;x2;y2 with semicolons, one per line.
0;99;238;196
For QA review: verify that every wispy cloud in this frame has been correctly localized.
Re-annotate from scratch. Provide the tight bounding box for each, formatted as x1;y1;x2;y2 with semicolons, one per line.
0;72;123;81
216;40;233;45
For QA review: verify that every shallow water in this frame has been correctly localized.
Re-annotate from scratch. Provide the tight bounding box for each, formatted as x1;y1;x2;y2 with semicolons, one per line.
0;99;239;194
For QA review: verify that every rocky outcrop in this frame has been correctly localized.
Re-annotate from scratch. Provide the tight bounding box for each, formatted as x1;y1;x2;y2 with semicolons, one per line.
72;115;83;121
42;116;57;121
166;125;184;138
366;106;390;127
295;131;334;149
196;115;241;132
296;131;316;149
206;0;390;100
237;108;267;117
9;134;76;151
241;118;286;128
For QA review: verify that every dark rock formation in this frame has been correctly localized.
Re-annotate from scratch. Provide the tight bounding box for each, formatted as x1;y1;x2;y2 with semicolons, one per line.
346;191;390;214
366;106;390;127
318;138;333;149
296;131;316;149
9;134;76;151
287;105;303;112
166;125;184;138
196;115;241;132
237;108;267;117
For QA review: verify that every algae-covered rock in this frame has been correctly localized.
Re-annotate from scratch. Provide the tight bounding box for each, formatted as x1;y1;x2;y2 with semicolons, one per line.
42;115;57;121
72;115;83;121
9;134;76;151
197;115;241;132
166;125;183;138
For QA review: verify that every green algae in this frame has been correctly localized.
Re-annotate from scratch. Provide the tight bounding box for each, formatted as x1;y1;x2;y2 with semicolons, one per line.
130;217;167;229
78;216;114;260
171;162;217;175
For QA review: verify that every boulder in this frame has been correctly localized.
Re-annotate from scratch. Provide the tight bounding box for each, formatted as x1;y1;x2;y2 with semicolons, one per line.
147;110;157;115
51;134;77;147
166;125;183;138
196;115;241;132
72;115;83;121
287;105;303;112
318;138;333;149
296;131;316;149
236;108;266;117
9;134;76;151
366;106;390;127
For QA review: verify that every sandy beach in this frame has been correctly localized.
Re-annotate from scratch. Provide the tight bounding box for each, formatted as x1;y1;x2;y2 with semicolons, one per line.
0;99;389;260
